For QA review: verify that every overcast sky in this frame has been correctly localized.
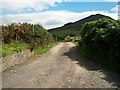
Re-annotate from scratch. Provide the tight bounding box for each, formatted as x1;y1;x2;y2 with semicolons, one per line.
1;0;120;29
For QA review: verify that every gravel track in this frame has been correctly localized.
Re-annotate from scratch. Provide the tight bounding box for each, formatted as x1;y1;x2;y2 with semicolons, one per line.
2;42;120;88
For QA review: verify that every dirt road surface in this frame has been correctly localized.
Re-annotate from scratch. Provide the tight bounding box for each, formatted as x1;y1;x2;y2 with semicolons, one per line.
2;42;120;88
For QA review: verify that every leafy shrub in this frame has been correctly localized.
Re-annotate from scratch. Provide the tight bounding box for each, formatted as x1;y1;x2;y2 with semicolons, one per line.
1;23;54;56
79;18;120;72
50;29;80;40
1;23;54;49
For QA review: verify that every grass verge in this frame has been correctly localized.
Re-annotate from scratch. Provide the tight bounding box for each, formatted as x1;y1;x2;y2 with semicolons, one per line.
1;42;29;57
1;42;58;57
34;42;58;55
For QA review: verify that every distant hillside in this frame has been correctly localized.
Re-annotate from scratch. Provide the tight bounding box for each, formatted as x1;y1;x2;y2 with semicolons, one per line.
49;14;112;31
48;14;113;40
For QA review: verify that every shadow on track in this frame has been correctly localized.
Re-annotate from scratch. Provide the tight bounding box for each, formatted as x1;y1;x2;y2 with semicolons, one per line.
63;45;120;88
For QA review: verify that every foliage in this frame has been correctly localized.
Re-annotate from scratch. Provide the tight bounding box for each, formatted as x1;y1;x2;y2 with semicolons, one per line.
1;23;54;56
79;18;120;72
50;29;80;40
1;23;54;48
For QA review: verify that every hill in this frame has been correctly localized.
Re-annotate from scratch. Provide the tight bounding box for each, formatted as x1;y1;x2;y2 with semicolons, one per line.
48;14;113;40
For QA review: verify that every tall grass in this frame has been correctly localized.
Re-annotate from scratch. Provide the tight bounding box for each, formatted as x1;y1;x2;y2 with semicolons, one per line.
1;42;29;57
34;42;58;55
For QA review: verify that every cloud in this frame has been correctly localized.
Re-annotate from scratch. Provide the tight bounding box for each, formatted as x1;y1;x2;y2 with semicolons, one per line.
111;5;120;13
1;0;119;13
1;10;118;29
1;0;119;15
44;18;64;26
104;0;118;1
1;0;64;13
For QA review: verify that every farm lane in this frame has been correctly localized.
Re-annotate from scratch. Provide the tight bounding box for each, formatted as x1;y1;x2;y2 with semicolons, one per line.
3;42;120;88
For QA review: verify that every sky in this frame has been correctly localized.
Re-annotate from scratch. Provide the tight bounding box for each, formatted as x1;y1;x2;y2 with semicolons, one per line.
1;0;120;29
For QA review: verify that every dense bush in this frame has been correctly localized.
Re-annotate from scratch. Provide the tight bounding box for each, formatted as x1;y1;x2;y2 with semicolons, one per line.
1;23;54;49
79;18;120;72
50;29;80;40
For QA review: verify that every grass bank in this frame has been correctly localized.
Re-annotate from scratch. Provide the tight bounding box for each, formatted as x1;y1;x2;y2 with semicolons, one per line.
1;42;29;57
1;42;58;58
34;42;58;55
